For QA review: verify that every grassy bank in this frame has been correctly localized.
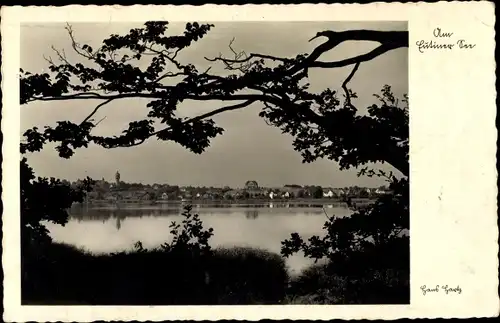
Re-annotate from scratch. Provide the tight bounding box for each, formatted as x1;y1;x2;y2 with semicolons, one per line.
285;263;409;304
22;242;289;305
22;241;408;305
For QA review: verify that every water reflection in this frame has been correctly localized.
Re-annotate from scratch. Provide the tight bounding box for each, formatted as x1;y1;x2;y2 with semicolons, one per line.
245;210;259;219
70;203;333;222
115;214;127;230
50;205;353;274
76;201;348;211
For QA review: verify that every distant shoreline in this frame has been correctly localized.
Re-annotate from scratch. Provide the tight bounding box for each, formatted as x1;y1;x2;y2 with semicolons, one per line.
74;198;376;208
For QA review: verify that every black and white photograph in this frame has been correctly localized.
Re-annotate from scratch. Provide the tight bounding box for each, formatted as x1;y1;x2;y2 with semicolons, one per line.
19;20;409;305
3;3;497;321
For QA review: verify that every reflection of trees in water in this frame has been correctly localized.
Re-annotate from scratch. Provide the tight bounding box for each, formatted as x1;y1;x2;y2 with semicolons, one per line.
71;207;181;221
115;216;127;230
111;211;126;230
70;203;334;223
245;210;259;219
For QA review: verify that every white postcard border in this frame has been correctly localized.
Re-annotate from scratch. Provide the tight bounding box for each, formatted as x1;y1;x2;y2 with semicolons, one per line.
2;3;497;321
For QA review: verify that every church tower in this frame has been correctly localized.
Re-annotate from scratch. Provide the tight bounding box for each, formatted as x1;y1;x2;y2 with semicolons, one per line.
115;171;121;186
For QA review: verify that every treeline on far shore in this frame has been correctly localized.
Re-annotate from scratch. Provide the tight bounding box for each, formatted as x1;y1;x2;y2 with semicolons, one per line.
73;197;376;208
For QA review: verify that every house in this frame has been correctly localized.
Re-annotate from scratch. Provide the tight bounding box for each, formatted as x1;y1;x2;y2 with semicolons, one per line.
323;188;335;198
244;180;259;190
361;188;373;198
301;189;312;197
223;190;241;200
207;190;222;200
181;192;193;200
122;191;134;200
269;191;276;200
332;188;346;197
119;189;146;200
282;191;290;198
245;188;263;198
281;186;304;198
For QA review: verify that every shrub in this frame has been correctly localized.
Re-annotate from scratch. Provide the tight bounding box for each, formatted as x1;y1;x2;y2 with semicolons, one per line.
208;246;289;304
281;177;409;304
157;205;214;256
286;239;409;304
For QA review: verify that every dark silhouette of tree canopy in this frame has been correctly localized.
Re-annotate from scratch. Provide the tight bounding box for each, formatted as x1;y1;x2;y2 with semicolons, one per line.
20;21;409;304
21;22;408;177
20;157;94;246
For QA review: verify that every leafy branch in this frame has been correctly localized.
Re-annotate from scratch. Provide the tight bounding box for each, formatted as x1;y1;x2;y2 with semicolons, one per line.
21;22;409;176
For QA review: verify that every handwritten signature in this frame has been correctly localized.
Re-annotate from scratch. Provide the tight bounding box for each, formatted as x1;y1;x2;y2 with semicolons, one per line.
416;27;476;53
420;285;463;296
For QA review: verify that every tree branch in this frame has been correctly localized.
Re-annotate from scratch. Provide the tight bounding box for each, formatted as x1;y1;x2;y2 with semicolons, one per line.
341;62;361;108
205;52;292;68
29;92;161;102
65;23;95;60
310;43;401;69
153;99;257;138
23;24;408;173
207;30;407;76
88;100;257;149
80;98;114;125
310;30;406;57
94;116;107;126
153;72;188;83
205;37;295;72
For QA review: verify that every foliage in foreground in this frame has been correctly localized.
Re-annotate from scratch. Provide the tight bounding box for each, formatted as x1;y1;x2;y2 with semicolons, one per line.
281;178;408;263
281;177;409;304
20;157;94;249
285;259;409;304
22;242;289;305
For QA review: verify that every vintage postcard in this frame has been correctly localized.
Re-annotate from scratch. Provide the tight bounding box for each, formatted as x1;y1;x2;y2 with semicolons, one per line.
1;2;497;321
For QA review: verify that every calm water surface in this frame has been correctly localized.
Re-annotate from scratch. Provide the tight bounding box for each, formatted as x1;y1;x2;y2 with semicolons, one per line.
45;204;353;274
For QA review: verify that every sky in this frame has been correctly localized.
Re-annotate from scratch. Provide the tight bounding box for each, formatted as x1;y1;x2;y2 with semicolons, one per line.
20;21;408;188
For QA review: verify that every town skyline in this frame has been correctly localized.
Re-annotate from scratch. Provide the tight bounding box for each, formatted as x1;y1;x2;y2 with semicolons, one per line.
74;171;390;203
71;170;390;189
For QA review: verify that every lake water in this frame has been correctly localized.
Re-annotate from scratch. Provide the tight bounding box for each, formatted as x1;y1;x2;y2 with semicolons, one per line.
45;203;353;275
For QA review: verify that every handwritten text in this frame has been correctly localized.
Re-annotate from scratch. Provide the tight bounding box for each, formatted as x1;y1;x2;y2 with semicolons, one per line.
416;28;476;53
420;285;463;296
